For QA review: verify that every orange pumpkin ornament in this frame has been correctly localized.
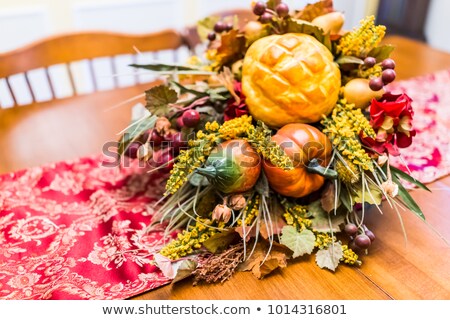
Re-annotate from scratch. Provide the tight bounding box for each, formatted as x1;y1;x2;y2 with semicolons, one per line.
263;123;335;198
242;33;341;127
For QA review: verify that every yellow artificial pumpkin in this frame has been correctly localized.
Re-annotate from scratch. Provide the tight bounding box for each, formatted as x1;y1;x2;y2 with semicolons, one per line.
241;33;341;127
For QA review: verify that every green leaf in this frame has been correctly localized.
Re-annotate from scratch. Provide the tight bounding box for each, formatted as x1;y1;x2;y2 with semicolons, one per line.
118;115;157;156
280;226;315;258
170;81;208;97
335;56;364;65
308;200;345;233
172;259;197;283
145;85;178;116
391;174;426;221
352;182;382;205
315;243;343;271
130;63;198;72
206;87;230;101
390;166;431;192
339;186;353;213
285;18;331;51
197;16;220;42
368;45;395;62
202;229;239;254
266;0;282;10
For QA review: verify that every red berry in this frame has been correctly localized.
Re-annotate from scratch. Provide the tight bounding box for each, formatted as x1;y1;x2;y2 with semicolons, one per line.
276;3;289;17
124;142;140;159
225;23;233;32
381;58;396;70
260;12;273;23
348;240;361;253
149;129;163;147
214;21;226;33
344;223;358;237
182;109;200;128
381;69;396;84
369;77;384;91
354;234;371;249
365;230;376;242
175;117;184;129
253;2;266;16
170;132;187;153
364;57;377;67
207;32;216;41
152;149;174;173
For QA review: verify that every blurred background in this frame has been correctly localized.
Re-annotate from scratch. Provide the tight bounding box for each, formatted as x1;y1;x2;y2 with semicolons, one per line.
1;0;449;108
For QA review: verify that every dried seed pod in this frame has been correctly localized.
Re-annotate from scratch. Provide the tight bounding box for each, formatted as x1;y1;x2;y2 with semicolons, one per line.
228;194;247;210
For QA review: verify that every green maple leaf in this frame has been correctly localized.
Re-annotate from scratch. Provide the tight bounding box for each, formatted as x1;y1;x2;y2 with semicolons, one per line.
308;200;345;233
284;18;331;51
266;0;282;10
315;243;343;271
280;226;315;258
145;85;178;116
197;16;220;42
352;182;382;205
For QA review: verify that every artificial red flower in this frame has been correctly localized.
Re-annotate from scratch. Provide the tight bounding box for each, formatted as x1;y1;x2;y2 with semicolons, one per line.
361;92;416;155
224;81;249;121
370;92;414;128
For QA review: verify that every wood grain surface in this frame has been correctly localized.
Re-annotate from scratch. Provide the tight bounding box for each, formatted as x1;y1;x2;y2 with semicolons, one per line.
1;36;449;299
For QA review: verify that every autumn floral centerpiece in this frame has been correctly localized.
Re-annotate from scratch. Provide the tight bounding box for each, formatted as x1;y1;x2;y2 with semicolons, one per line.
118;0;428;283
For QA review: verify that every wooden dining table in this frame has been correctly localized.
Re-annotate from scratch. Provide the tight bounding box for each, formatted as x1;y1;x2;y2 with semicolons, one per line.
1;35;450;299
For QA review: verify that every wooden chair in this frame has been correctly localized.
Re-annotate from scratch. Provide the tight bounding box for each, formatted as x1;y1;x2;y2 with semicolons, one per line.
0;29;187;172
0;29;186;108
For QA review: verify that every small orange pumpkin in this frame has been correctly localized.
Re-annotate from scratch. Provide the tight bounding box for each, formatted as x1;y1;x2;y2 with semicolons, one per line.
263;123;333;198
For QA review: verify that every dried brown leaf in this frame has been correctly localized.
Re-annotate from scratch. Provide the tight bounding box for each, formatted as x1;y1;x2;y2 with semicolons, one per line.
321;182;341;213
260;214;287;239
235;225;257;242
214;30;246;70
202;229;239;254
238;241;289;279
295;0;334;22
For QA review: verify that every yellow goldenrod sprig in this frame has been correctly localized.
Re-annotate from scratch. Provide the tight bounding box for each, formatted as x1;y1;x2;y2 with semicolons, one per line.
247;121;293;171
335;159;360;184
160;218;225;260
340;245;361;266
237;195;260;226
322;99;375;172
337;15;386;57
165;129;220;195
283;204;312;232
218;115;254;140
315;233;335;249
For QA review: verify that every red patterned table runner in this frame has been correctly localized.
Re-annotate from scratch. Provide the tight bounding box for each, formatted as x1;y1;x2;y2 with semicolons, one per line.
0;157;172;299
1;69;450;300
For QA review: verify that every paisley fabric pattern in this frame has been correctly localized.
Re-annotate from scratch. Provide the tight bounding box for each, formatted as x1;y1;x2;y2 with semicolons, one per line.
0;156;173;299
1;69;449;300
388;69;450;183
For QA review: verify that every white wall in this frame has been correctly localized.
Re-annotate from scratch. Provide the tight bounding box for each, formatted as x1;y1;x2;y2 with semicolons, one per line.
425;0;450;53
0;0;379;52
0;0;379;108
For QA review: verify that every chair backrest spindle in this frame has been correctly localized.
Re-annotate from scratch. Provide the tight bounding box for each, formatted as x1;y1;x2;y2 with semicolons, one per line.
0;29;184;108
